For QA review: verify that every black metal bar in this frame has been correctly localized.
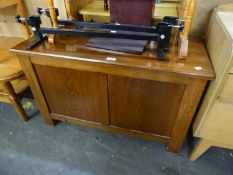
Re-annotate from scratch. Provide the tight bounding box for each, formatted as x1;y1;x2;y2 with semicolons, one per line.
17;14;184;60
26;39;44;50
58;20;157;33
157;22;172;53
39;28;158;41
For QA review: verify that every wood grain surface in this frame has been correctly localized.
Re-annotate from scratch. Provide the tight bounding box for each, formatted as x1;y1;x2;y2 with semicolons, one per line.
108;75;185;136
11;35;215;153
34;65;109;125
191;10;233;160
10;36;215;80
18;55;54;125
0;37;25;81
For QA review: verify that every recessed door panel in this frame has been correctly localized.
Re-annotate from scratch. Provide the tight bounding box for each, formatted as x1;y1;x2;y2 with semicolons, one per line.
34;64;109;125
108;75;185;136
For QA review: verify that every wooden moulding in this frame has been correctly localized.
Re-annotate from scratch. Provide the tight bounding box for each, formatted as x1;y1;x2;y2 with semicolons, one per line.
51;113;170;144
0;0;31;38
178;0;196;58
17;55;54;125
65;0;76;20
47;0;59;44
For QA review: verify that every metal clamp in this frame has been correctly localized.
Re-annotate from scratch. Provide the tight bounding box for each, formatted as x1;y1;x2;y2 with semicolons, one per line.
15;11;185;60
163;16;185;32
16;15;44;50
15;15;26;23
37;7;59;17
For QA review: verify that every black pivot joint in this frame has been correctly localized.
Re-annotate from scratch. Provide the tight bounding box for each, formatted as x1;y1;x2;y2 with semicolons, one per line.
16;15;44;50
37;7;59;17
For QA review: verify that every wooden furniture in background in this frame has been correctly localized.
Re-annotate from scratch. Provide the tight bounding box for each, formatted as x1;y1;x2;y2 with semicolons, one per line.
0;0;31;122
78;0;178;22
0;0;30;38
79;0;110;22
78;0;195;57
181;0;196;40
190;9;233;161
110;0;153;25
65;0;76;20
179;0;196;57
0;0;67;37
217;3;233;11
2;0;228;38
47;0;59;44
190;0;233;38
11;35;215;152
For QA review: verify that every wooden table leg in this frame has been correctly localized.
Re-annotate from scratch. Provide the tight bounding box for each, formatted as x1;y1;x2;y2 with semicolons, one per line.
18;56;54;125
2;81;28;122
83;15;88;22
167;79;207;153
189;139;212;161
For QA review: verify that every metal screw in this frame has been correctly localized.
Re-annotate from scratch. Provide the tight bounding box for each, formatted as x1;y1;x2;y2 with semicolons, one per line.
32;27;37;32
160;35;165;39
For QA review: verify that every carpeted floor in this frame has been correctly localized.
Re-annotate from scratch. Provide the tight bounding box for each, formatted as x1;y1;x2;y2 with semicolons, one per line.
0;96;232;175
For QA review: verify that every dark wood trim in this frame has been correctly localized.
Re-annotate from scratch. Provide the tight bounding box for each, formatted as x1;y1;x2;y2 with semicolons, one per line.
167;78;207;152
17;55;54;125
10;37;215;81
30;55;191;84
51;113;170;144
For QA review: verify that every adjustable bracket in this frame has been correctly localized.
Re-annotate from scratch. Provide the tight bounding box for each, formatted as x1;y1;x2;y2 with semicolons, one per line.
16;12;184;60
37;7;59;28
16;15;44;50
37;7;59;17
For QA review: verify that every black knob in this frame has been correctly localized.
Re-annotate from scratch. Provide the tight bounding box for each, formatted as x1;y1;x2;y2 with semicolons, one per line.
179;22;185;32
26;16;41;28
163;16;178;25
15;15;22;23
55;8;59;17
37;7;43;15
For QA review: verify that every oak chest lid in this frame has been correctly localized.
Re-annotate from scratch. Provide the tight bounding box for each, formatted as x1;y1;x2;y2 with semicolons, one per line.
10;36;215;80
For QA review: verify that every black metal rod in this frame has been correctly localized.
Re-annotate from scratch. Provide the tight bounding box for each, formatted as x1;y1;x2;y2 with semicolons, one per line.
26;39;44;50
58;20;157;33
39;28;158;41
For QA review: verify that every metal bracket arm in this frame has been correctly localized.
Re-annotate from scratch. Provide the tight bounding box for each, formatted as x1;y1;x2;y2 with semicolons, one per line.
16;13;184;60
